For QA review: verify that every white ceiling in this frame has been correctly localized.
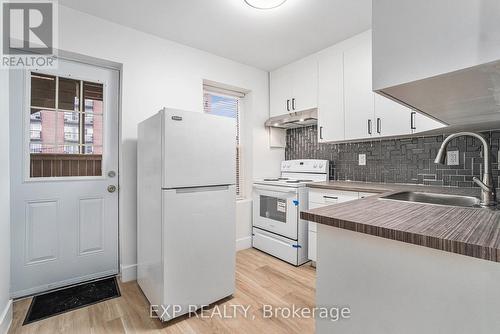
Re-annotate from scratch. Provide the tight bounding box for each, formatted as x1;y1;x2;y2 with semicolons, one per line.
58;0;372;71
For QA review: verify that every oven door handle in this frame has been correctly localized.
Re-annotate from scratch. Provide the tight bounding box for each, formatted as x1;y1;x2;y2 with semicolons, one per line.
253;184;299;194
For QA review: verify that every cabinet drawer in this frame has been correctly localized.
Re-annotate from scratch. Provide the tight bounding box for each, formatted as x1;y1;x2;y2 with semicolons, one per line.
309;202;327;210
309;189;359;204
252;228;298;265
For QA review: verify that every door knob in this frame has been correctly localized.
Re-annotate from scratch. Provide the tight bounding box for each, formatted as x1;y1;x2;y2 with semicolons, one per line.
107;185;117;193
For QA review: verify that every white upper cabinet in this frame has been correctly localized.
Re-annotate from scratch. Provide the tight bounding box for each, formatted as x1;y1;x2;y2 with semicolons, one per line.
344;35;374;140
411;111;446;134
290;57;319;113
318;51;344;142
374;94;412;138
372;0;500;129
270;66;293;117
317;31;445;142
270;56;318;117
269;29;447;142
373;0;500;91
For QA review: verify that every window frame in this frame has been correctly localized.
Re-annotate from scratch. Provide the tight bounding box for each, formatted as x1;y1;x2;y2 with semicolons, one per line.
203;87;244;199
24;69;108;182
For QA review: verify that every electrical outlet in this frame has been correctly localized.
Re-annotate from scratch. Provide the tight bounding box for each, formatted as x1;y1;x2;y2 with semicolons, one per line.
447;150;460;166
359;154;366;166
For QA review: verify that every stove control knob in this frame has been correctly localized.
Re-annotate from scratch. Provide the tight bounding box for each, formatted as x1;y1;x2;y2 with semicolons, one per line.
319;163;324;168
313;164;318;168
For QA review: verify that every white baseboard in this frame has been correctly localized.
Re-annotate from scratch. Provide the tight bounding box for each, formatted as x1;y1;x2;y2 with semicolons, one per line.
0;299;12;334
236;236;252;251
120;264;137;283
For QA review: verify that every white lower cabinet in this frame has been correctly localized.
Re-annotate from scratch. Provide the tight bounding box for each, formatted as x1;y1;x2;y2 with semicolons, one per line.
307;189;379;262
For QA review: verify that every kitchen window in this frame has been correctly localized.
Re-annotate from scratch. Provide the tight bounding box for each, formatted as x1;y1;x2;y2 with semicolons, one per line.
203;85;244;197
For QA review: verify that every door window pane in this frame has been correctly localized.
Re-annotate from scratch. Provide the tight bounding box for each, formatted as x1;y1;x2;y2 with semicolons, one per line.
84;113;102;145
31;73;56;109
30;109;56;147
83;146;103;154
58;78;80;111
29;73;104;178
83;81;103;114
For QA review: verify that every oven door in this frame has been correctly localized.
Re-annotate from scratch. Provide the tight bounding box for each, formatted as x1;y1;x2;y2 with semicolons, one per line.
252;184;299;240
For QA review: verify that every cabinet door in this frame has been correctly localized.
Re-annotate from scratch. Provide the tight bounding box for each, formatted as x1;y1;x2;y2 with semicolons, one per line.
308;230;317;262
318;51;345;142
344;37;374;140
412;111;446;134
374;94;412;137
270;67;293;117
290;56;318;112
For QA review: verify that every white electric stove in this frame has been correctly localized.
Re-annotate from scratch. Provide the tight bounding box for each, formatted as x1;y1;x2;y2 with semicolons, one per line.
252;159;329;265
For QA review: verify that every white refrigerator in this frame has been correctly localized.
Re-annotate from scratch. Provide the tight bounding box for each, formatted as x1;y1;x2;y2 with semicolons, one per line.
137;108;236;322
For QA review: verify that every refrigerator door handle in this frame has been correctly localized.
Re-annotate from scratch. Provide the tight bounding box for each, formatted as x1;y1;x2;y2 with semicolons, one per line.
174;185;230;193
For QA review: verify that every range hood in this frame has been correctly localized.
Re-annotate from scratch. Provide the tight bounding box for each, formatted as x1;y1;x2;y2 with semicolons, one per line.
264;109;318;129
377;60;500;131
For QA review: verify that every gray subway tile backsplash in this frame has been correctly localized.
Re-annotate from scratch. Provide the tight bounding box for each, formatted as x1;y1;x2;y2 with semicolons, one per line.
285;126;500;189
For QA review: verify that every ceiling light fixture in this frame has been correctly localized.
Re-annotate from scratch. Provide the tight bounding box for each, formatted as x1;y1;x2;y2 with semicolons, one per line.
244;0;287;9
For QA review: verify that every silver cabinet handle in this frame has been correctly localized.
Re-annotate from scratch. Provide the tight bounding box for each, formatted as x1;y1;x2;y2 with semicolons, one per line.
319;126;323;140
107;185;117;193
368;119;372;135
286;99;290;112
292;98;296;110
377;118;381;134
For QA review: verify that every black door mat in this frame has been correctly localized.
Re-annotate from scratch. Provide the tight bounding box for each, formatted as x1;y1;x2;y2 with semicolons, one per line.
23;276;121;325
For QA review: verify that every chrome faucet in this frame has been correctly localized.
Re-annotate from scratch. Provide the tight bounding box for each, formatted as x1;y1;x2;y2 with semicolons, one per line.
434;132;497;207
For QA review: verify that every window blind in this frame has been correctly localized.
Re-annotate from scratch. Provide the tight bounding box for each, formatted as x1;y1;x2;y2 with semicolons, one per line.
203;87;243;197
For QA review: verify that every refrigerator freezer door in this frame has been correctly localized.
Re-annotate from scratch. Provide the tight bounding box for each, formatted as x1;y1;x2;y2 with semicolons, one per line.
161;186;236;321
162;109;236;189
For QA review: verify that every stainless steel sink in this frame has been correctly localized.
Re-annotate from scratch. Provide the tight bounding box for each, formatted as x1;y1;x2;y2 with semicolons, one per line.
380;191;481;208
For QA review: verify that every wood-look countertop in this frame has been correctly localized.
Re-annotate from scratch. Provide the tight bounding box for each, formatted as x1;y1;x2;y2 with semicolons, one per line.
301;181;500;262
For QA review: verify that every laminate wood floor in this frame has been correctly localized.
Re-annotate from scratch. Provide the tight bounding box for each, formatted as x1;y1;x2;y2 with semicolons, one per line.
9;248;316;334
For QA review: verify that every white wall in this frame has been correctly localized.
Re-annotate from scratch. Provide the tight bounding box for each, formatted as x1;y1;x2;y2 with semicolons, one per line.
0;70;12;333
57;6;284;280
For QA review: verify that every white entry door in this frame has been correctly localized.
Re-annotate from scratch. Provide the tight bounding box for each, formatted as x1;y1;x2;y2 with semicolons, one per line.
9;58;119;298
